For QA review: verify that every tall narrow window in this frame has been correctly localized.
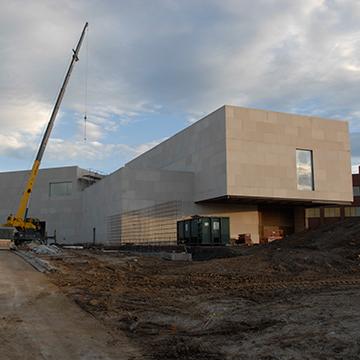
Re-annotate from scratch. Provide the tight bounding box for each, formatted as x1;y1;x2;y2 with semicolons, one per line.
296;149;314;191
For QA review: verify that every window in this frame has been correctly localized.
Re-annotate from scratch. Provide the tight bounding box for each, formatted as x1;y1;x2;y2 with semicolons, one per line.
345;207;356;217
345;207;360;217
49;182;72;197
296;149;314;191
324;207;340;218
305;208;320;218
353;186;360;197
213;221;220;230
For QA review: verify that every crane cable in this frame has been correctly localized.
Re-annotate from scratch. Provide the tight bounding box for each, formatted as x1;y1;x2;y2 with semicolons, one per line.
83;25;89;142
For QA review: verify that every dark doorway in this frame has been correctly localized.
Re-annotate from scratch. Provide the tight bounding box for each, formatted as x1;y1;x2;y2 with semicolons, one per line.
259;206;294;243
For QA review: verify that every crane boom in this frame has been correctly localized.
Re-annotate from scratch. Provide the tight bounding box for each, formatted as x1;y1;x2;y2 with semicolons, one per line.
5;22;88;233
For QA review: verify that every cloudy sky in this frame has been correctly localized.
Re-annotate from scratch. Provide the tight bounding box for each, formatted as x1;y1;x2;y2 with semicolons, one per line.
1;0;360;173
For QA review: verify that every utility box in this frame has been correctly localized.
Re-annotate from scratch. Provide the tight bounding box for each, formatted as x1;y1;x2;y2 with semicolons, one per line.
177;216;230;246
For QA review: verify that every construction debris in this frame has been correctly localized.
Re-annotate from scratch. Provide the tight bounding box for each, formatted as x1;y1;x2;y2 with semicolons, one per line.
15;251;56;273
31;244;61;256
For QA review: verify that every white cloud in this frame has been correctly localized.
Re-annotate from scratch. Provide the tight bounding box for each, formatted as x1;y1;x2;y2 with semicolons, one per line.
78;120;104;142
2;0;360;170
0;134;31;155
43;137;166;164
0;99;52;136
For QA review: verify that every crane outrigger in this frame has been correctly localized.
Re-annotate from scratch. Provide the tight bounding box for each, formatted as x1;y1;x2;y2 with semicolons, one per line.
1;22;88;246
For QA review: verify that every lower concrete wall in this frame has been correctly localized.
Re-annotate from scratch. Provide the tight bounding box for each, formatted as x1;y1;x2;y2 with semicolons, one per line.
81;167;194;245
107;201;181;245
80;165;263;246
104;200;261;245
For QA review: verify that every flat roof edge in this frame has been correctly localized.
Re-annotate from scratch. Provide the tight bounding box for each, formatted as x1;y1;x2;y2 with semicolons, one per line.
0;165;82;175
224;105;348;124
195;195;352;207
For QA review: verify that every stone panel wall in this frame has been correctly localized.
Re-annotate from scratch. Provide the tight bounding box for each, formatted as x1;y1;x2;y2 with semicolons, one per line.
226;106;352;203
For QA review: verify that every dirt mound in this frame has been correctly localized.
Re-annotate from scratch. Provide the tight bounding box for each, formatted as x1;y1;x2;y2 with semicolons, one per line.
272;218;360;250
266;218;360;274
185;219;360;277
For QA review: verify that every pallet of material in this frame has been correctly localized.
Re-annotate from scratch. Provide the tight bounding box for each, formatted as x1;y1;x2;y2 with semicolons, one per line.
0;239;12;250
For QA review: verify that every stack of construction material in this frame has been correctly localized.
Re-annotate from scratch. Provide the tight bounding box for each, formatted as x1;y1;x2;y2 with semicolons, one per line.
0;227;16;250
0;239;11;250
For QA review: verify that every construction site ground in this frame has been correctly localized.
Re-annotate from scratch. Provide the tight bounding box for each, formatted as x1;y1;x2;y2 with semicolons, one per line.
0;251;140;360
4;218;360;359
39;219;360;359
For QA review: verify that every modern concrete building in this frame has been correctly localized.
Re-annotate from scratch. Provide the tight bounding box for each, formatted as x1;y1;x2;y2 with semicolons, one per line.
0;106;353;245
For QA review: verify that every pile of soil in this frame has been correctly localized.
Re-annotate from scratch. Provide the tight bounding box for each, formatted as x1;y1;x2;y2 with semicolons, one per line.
259;217;360;275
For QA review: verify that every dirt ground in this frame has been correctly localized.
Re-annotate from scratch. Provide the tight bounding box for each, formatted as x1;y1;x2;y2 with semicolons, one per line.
0;251;141;360
44;219;360;359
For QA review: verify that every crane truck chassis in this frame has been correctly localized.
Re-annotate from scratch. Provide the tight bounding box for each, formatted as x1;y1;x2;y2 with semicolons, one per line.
0;22;88;248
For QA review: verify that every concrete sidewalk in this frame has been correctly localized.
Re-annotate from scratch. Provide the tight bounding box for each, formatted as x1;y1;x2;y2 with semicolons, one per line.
0;251;141;360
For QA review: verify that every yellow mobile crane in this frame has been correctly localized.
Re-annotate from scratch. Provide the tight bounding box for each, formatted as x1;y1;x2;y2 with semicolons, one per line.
1;22;88;246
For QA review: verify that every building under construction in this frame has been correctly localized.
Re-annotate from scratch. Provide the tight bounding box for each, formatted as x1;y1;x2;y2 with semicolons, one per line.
0;105;353;245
